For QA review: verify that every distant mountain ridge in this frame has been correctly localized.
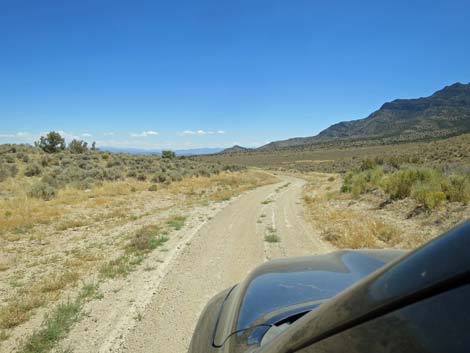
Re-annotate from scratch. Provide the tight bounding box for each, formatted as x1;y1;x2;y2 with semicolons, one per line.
260;82;470;150
221;145;252;154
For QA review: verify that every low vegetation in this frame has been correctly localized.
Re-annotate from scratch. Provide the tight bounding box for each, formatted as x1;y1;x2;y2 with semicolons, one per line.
0;135;278;352
20;283;100;353
341;158;470;210
199;133;470;174
0;135;244;234
302;169;470;250
264;226;280;243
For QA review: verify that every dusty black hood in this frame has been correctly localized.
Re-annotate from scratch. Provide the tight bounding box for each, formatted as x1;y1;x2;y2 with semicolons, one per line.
214;249;406;351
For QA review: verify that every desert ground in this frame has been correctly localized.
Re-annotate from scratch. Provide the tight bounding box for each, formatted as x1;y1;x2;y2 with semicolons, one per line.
1;139;469;353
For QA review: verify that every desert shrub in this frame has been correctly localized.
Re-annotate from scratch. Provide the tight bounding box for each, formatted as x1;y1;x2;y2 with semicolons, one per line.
106;159;121;168
40;156;50;167
77;161;92;170
5;154;15;163
350;173;368;196
0;163;18;182
1;164;12;181
197;168;210;177
382;168;436;199
0;164;9;182
60;158;72;167
74;177;95;190
28;182;57;201
359;158;376;171
444;175;470;204
169;172;183;182
24;164;42;177
411;181;446;210
151;173;167;183
341;167;383;196
127;170;137;178
102;167;123;180
148;184;158;191
136;174;147;181
16;152;27;162
41;174;60;188
68;139;88;154
129;225;168;252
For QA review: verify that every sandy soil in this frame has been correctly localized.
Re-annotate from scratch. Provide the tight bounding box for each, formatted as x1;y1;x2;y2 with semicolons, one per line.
56;175;332;353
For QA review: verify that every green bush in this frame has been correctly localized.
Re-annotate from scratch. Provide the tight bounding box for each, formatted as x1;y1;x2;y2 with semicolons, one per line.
28;182;57;201
359;158;376;171
127;170;137;178
411;182;446;209
148;184;158;192
169;172;183;182
5;154;15;163
350;173;368;196
24;164;42;177
161;150;176;159
341;167;384;196
382;168;440;200
151;173;167;183
68;139;88;154
444;175;470;204
0;163;18;182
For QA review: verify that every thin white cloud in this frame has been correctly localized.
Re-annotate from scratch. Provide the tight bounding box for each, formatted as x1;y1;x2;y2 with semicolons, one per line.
179;129;226;136
57;130;81;141
81;133;92;138
0;131;31;138
16;131;30;137
181;130;196;135
130;130;159;138
103;132;115;136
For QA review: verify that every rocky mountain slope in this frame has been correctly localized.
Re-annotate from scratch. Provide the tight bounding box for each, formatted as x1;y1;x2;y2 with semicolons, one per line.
260;82;470;150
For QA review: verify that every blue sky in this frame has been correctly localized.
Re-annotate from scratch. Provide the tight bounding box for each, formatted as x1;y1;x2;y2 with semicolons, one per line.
1;0;469;149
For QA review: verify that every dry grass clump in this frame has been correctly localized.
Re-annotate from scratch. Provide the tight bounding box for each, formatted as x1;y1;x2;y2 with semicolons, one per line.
36;271;80;294
166;170;277;203
0;294;46;329
0;271;81;330
128;225;169;252
166;216;186;230
55;218;88;231
318;209;400;248
302;174;403;249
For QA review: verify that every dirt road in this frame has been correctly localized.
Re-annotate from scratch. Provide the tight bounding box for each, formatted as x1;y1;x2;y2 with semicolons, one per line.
62;175;332;353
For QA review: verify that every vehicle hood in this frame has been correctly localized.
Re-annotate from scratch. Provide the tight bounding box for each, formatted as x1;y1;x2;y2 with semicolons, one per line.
214;249;406;351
